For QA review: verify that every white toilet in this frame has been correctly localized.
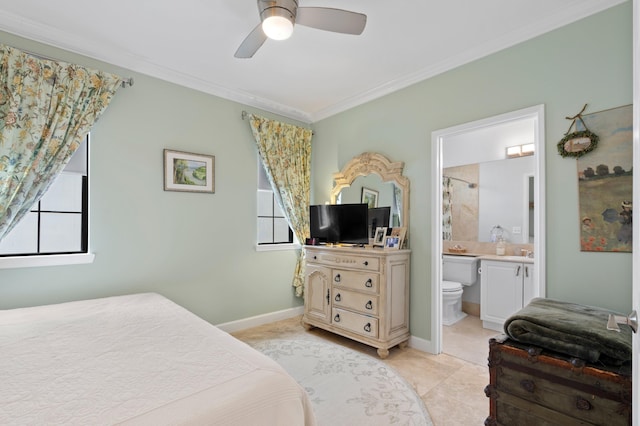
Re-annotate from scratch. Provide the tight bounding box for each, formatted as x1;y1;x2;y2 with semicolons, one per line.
442;255;478;326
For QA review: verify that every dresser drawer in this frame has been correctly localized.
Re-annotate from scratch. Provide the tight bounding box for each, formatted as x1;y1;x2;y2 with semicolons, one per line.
332;270;379;294
333;289;379;315
307;251;380;272
332;308;379;339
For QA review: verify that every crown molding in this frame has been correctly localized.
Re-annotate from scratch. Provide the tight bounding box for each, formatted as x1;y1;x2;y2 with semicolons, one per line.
0;0;624;124
308;0;627;122
0;10;314;124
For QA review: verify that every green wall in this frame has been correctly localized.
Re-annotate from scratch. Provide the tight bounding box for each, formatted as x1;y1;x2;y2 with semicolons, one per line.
312;3;633;341
0;3;632;345
0;33;305;324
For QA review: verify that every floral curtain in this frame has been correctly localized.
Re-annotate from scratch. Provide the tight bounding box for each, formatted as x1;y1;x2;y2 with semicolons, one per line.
443;177;453;240
248;114;313;297
0;45;122;242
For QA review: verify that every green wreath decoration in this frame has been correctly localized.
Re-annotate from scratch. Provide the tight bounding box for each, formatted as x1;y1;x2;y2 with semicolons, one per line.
557;104;599;158
557;129;599;158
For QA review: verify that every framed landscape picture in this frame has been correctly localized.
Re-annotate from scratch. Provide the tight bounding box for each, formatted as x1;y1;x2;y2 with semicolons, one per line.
361;187;378;208
164;149;215;193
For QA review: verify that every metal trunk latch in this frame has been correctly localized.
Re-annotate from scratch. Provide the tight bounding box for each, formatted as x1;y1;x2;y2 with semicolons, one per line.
606;311;638;333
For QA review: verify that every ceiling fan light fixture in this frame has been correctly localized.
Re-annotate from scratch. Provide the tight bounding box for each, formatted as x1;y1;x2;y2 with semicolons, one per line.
235;0;365;58
262;14;294;40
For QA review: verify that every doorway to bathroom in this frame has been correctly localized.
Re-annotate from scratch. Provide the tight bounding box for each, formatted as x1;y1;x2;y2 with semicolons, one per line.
430;105;546;357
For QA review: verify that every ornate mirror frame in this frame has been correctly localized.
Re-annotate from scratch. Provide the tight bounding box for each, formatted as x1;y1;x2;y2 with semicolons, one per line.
331;152;410;239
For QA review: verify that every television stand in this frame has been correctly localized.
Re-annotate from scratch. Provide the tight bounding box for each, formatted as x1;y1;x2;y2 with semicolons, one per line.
302;245;411;358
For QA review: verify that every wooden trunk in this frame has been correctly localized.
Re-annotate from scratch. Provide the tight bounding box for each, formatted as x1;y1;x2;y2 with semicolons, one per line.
485;335;632;425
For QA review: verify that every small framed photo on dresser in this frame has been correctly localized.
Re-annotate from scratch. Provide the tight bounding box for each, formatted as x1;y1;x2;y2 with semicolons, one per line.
373;227;388;247
389;227;407;249
384;236;401;250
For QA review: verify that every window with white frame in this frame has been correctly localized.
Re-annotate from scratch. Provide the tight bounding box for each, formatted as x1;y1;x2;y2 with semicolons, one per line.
0;135;89;257
257;159;295;246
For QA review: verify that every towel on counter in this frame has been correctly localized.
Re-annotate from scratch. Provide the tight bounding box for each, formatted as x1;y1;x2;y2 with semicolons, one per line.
504;297;632;366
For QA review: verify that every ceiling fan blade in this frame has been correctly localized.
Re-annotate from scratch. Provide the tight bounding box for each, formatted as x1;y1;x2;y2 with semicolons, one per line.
296;7;366;35
234;24;268;58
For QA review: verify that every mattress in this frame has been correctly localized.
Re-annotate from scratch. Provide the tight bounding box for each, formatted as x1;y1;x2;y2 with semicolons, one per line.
0;293;316;425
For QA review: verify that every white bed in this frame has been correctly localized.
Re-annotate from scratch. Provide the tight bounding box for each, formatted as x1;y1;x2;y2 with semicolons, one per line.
0;292;316;425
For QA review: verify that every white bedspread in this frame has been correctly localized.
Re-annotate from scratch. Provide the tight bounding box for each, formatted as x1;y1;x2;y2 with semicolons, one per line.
0;293;316;425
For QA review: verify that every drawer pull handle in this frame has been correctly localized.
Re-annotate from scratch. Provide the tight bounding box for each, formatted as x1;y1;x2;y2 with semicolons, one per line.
335;293;341;302
363;261;369;266
313;255;317;260
365;279;373;288
576;396;592;411
334;313;341;322
363;323;371;333
334;274;341;283
520;379;535;393
365;301;373;310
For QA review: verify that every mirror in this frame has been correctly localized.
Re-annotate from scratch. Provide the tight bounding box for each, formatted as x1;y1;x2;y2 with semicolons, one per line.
331;152;410;240
441;112;539;247
443;155;535;244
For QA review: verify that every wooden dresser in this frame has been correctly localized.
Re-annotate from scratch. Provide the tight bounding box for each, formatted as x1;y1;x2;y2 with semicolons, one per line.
485;335;632;425
302;245;410;358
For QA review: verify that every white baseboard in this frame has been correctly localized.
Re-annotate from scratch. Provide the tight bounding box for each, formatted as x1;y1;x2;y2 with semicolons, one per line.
216;305;305;333
408;335;437;354
217;307;439;356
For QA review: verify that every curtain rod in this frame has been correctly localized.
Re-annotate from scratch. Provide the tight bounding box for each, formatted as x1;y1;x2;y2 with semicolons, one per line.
10;46;134;88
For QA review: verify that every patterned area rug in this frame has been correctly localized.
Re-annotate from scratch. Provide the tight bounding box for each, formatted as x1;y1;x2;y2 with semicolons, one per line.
252;339;432;426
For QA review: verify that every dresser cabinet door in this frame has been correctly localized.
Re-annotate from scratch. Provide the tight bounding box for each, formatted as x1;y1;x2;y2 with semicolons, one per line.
305;264;331;324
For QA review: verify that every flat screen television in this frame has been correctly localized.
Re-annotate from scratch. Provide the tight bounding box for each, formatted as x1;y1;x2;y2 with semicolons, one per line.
309;203;369;245
367;206;391;238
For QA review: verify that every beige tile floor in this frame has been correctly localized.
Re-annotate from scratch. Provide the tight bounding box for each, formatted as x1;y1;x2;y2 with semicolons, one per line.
232;314;501;426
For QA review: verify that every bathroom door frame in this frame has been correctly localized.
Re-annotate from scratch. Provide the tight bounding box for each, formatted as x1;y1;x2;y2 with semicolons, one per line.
430;104;546;355
631;0;639;422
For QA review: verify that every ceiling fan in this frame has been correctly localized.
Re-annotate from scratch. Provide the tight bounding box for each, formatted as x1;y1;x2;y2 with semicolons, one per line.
235;0;367;58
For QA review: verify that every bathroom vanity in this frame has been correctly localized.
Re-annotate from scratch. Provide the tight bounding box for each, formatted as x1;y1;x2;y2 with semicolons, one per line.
480;256;535;331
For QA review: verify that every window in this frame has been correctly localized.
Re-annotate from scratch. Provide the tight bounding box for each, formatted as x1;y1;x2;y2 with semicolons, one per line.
256;159;297;250
0;135;90;260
